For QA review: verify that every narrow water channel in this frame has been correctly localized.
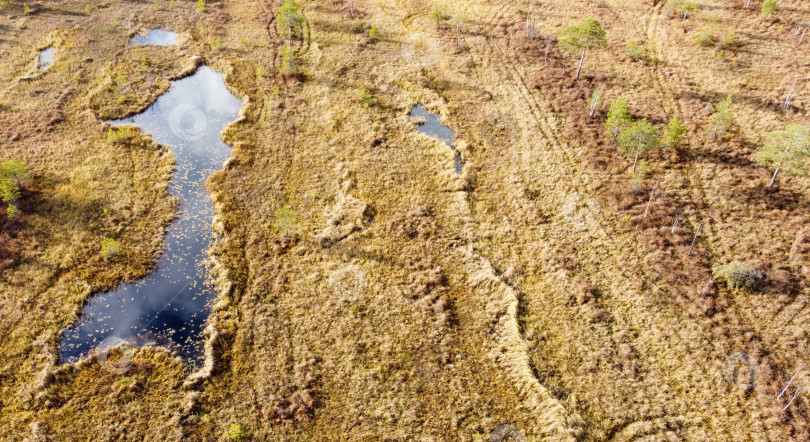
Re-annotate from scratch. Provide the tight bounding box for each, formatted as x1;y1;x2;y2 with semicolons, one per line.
410;104;462;173
58;66;243;366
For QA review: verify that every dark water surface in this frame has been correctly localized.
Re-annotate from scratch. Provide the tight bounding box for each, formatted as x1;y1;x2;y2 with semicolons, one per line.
59;66;243;365
410;104;462;173
130;29;177;46
39;47;54;70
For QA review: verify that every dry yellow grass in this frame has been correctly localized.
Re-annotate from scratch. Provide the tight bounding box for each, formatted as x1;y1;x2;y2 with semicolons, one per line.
1;0;810;440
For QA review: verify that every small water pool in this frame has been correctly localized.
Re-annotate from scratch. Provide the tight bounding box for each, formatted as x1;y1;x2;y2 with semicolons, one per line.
130;29;177;46
39;47;54;70
410;104;462;173
58;66;243;366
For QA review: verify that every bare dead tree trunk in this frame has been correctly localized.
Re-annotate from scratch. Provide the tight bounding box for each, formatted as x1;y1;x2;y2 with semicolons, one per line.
784;388;804;411
778;372;800;400
589;85;604;117
456;26;461;48
349;0;353;18
671;216;679;233
682;11;687;31
632;152;639;173
769;166;780;187
745;0;752;8
784;80;797;110
688;221;703;256
701;281;712;296
544;38;551;63
800;24;809;44
644;178;660;218
526;12;530;38
575;48;585;79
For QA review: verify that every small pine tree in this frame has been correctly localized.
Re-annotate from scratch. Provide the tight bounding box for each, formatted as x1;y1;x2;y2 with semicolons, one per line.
277;0;302;46
558;19;608;80
449;13;467;48
0;178;20;204
756;124;809;187
280;45;301;76
369;25;378;40
662;116;687;150
429;3;444;30
618;118;659;173
0;160;28;189
197;0;206;13
605;97;632;139
761;0;777;20
707;94;733;139
679;2;698;29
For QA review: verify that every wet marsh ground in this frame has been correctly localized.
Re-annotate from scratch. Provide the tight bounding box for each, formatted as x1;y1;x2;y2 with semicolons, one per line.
1;0;810;440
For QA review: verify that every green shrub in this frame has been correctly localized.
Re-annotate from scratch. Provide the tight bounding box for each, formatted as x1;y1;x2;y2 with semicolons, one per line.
712;261;764;291
352;18;363;33
0;179;20;206
227;424;246;441
101;238;121;259
0;160;27;218
707;94;733;139
274;204;297;234
624;40;647;60
197;0;206;13
107;127;136;144
356;86;372;106
695;26;715;46
719;31;736;49
6;203;21;218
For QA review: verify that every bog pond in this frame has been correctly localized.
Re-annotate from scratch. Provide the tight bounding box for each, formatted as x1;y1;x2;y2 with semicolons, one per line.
39;47;54;70
410;104;462;173
59;66;243;366
130;29;177;46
